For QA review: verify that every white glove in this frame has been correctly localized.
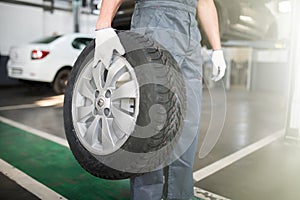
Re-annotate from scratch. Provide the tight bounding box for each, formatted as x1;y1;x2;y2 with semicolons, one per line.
93;28;125;68
211;50;226;82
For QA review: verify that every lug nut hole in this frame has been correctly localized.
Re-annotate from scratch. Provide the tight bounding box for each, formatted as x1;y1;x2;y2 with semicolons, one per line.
95;90;100;98
105;90;111;98
104;108;110;116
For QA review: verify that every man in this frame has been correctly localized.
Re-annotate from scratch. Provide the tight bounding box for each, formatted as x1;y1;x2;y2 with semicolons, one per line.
94;0;226;199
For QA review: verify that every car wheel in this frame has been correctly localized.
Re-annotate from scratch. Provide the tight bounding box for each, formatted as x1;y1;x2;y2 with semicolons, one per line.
63;31;186;180
53;68;71;94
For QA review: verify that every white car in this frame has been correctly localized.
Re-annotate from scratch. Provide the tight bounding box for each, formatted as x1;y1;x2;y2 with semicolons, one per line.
7;33;93;94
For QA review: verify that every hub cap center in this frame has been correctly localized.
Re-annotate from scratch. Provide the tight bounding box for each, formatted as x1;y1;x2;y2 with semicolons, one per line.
98;98;105;108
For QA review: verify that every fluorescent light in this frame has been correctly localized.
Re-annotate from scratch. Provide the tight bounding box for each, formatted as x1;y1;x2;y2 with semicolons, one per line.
239;15;254;23
278;1;292;13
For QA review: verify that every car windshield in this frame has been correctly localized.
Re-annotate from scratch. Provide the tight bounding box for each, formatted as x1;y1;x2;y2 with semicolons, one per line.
31;35;62;44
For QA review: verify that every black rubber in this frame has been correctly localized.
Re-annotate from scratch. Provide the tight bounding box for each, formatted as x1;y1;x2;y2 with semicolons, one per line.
64;31;186;180
53;68;71;94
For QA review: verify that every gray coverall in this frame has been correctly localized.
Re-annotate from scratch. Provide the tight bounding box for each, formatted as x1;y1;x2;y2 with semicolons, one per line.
130;0;202;199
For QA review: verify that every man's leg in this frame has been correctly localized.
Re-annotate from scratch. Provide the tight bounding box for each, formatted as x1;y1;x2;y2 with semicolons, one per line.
165;55;203;200
130;169;164;200
129;3;202;200
165;132;199;200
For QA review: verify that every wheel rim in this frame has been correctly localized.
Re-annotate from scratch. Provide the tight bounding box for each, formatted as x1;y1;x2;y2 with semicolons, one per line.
72;55;140;155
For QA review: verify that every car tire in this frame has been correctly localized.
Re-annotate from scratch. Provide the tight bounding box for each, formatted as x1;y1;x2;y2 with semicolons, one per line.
53;68;71;94
63;31;186;180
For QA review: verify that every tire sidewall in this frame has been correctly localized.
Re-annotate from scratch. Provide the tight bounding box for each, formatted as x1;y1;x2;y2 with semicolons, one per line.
53;69;71;94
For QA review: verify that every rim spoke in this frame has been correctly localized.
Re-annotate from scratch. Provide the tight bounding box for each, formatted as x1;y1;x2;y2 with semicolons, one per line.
118;72;131;82
114;128;126;139
79;78;94;101
92;63;103;89
105;58;125;88
101;117;115;149
112;80;138;100
111;105;135;135
84;116;100;145
77;105;94;122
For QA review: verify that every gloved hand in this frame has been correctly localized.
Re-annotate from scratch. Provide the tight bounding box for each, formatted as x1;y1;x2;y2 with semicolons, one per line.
93;28;125;68
211;50;226;82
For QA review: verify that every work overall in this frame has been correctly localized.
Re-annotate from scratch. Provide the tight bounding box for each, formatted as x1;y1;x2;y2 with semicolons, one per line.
130;0;202;199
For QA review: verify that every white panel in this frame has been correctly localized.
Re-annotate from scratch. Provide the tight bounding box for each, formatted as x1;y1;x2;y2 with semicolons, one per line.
266;1;292;40
290;65;300;129
256;50;289;63
43;10;74;35
0;3;43;55
288;0;300;130
80;13;98;34
0;2;98;55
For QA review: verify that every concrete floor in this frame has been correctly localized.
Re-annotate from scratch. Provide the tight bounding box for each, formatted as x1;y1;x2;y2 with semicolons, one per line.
0;84;299;200
0;172;39;200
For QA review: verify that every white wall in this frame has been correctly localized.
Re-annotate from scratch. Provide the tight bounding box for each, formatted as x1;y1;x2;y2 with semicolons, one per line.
0;2;44;55
43;9;98;36
80;12;98;34
266;1;292;40
43;10;74;36
0;2;98;55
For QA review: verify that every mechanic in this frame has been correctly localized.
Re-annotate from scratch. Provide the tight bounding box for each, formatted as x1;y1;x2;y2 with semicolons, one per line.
94;0;226;199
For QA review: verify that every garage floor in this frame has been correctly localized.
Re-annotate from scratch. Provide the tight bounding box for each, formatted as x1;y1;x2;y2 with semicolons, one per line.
0;84;299;200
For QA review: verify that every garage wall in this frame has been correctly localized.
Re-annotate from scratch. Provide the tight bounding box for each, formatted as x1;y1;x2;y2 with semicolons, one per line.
0;1;97;86
43;10;74;37
266;1;291;40
251;49;289;95
42;10;98;39
0;2;44;55
0;1;97;55
223;47;289;94
0;2;44;86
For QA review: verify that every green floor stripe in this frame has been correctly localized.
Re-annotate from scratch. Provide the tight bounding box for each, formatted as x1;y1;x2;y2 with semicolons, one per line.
0;122;130;200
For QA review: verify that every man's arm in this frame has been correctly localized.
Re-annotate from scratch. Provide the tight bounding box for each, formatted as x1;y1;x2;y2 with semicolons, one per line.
197;0;226;81
197;0;221;50
96;0;123;29
93;0;125;68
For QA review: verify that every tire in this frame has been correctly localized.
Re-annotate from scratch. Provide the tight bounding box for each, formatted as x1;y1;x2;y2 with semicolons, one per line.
53;68;71;94
63;31;186;180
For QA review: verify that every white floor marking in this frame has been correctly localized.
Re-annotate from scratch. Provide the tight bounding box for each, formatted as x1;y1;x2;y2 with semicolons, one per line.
0;116;69;148
0;95;64;111
194;187;231;200
0;104;38;111
193;129;285;182
0;159;67;200
34;95;64;107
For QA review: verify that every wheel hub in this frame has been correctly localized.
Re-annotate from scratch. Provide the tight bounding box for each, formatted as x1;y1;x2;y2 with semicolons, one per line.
95;90;111;114
98;98;105;108
72;55;140;156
